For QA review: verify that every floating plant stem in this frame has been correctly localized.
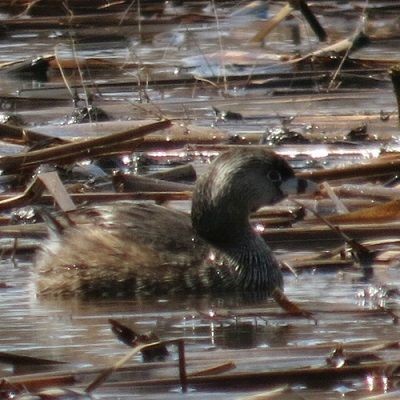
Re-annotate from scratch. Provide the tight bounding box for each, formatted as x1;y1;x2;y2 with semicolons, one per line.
390;64;400;123
250;3;293;43
297;155;400;182
0;119;171;173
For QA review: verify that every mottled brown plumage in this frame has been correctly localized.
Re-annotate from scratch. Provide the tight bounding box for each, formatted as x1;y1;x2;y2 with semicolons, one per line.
35;148;315;297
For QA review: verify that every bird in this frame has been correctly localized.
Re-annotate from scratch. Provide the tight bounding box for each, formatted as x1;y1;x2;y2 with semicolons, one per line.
35;148;316;298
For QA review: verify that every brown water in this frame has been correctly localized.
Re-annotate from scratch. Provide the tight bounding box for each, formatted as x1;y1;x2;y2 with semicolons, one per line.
2;1;400;399
2;256;400;399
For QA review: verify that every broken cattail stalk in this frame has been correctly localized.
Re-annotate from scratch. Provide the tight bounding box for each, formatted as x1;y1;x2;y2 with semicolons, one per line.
326;199;400;225
0;123;68;146
0;171;75;212
0;119;171;173
140;129;229;150
334;184;400;201
297;157;400;182
261;223;400;248
18;138;144;171
0;176;45;211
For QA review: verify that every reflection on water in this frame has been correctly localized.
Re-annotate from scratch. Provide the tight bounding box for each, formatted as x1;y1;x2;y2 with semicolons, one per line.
1;256;400;399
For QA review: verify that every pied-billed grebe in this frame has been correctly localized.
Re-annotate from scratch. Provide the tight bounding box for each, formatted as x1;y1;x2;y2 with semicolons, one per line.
35;148;316;297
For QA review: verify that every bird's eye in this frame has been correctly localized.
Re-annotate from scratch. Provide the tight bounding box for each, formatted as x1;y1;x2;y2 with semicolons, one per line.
268;170;282;183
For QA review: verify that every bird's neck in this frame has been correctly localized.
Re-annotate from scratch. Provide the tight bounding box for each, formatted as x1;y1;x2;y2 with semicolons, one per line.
217;229;283;294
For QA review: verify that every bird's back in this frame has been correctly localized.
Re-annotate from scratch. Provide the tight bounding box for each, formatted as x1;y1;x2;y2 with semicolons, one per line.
35;202;210;297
